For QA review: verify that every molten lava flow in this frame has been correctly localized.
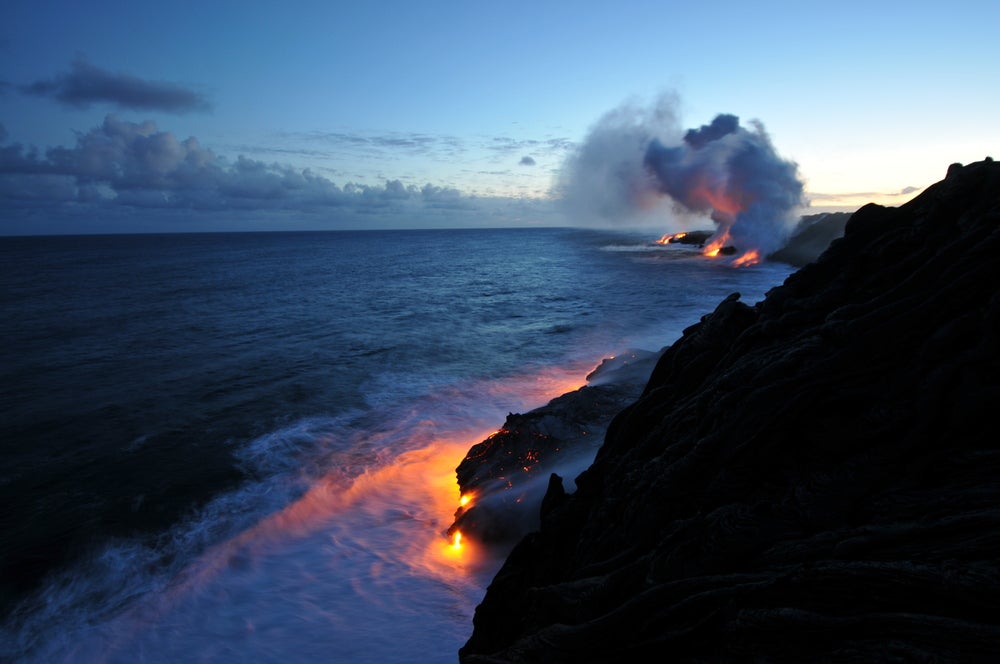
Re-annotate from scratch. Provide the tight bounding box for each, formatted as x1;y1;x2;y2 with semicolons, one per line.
732;249;762;267
703;230;732;258
702;231;762;266
654;232;688;245
71;362;604;650
683;178;768;266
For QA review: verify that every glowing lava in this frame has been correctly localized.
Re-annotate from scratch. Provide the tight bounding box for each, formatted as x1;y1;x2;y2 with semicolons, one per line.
732;249;762;267
676;179;765;266
703;231;731;258
655;232;688;245
451;531;463;549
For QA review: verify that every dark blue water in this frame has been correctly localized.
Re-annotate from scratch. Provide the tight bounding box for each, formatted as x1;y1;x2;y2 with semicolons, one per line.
0;227;792;662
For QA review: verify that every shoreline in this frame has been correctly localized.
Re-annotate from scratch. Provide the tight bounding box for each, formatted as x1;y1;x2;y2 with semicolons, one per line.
447;347;664;547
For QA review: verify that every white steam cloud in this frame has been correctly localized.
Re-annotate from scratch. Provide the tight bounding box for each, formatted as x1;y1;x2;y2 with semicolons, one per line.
557;95;806;258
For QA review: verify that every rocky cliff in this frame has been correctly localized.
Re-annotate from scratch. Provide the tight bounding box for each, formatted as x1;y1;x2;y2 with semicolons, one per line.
460;158;1000;662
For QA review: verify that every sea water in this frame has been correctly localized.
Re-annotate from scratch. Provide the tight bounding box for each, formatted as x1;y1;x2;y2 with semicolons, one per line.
0;227;792;662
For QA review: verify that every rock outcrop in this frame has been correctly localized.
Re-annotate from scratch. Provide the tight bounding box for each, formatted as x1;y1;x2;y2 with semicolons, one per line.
768;211;851;266
460;158;1000;662
449;350;661;545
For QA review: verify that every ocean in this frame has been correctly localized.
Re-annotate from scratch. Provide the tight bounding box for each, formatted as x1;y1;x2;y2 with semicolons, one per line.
0;227;793;662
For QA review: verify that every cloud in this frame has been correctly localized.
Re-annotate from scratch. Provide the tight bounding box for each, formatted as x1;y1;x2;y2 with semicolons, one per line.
519;156;536;166
275;130;574;174
0;115;486;222
22;58;210;113
488;136;573;159
292;130;466;161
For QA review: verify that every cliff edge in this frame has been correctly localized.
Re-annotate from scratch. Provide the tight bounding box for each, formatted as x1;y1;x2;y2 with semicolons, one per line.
461;158;1000;662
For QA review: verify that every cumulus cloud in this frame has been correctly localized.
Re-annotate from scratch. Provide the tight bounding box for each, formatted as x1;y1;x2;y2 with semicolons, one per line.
519;155;536;166
0;115;478;219
22;58;210;113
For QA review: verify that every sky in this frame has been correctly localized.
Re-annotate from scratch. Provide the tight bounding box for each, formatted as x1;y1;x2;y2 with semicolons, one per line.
1;0;998;235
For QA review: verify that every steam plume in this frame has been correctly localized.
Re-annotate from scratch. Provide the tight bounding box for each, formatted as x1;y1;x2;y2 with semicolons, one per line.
559;97;806;261
644;114;804;259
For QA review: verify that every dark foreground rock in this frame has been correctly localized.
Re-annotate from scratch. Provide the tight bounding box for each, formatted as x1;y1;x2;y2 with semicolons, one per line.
460;158;1000;662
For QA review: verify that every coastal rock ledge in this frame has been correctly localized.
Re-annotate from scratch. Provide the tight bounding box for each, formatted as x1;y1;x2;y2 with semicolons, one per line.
460;159;1000;662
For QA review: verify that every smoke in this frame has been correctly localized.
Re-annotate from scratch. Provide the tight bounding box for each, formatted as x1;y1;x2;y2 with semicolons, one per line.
558;96;806;259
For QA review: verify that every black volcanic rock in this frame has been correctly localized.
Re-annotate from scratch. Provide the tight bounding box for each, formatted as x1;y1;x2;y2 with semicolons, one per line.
769;211;851;266
460;159;1000;662
449;351;660;545
662;230;714;246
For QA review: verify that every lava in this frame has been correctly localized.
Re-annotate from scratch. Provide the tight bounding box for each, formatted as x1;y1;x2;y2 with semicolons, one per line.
655;232;688;245
641;113;805;267
703;231;731;258
732;249;762;267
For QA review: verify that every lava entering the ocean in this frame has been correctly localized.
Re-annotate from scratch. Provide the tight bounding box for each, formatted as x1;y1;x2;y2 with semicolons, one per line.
655;232;688;245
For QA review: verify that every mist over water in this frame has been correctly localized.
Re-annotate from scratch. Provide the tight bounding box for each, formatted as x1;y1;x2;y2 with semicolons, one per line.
0;228;792;662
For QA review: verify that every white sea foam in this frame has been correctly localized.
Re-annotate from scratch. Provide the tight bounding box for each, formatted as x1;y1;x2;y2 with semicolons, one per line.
2;366;595;663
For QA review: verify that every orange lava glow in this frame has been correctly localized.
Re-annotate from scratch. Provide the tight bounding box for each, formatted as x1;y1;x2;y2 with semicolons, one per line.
654;232;688;245
701;230;762;267
679;178;765;267
703;230;731;258
691;181;749;219
72;363;610;643
732;249;762;267
129;362;597;620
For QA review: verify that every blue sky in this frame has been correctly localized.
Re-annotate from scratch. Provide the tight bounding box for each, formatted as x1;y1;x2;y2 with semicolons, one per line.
1;0;997;234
